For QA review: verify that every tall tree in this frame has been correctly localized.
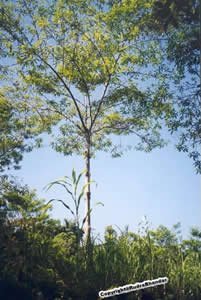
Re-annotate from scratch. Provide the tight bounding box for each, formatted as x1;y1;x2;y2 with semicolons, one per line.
0;0;171;242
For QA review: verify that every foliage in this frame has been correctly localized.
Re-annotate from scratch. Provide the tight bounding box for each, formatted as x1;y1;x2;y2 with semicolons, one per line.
148;0;200;173
45;169;89;240
0;180;200;299
0;86;60;172
1;0;199;174
0;0;171;156
0;178;84;299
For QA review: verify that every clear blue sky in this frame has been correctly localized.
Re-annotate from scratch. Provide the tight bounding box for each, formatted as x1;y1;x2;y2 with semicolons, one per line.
8;134;200;239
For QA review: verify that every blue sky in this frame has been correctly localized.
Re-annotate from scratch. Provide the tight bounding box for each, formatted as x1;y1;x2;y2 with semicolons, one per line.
8;133;200;240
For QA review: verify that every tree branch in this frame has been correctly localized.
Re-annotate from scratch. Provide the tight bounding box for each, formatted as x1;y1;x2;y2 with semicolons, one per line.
31;51;88;133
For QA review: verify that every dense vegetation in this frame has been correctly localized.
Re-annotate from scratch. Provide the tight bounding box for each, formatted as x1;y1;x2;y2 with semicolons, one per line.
0;178;200;300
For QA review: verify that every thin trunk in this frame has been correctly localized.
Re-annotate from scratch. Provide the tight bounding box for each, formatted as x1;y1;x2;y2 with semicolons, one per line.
83;137;94;276
83;96;91;244
83;139;91;244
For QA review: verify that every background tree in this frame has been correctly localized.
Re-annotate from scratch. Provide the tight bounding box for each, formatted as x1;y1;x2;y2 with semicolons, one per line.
0;0;171;242
148;0;200;173
0;22;59;172
0;177;82;299
0;85;59;173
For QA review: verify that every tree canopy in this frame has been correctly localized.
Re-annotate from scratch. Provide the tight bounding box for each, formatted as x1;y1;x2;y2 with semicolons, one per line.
149;0;200;173
0;0;171;157
0;0;172;240
0;88;59;172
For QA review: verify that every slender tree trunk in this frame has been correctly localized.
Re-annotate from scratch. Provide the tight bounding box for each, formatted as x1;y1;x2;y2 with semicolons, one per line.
83;138;91;244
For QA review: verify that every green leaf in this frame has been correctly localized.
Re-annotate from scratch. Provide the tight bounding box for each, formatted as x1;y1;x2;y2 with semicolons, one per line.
45;180;74;201
72;168;76;185
47;199;75;216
